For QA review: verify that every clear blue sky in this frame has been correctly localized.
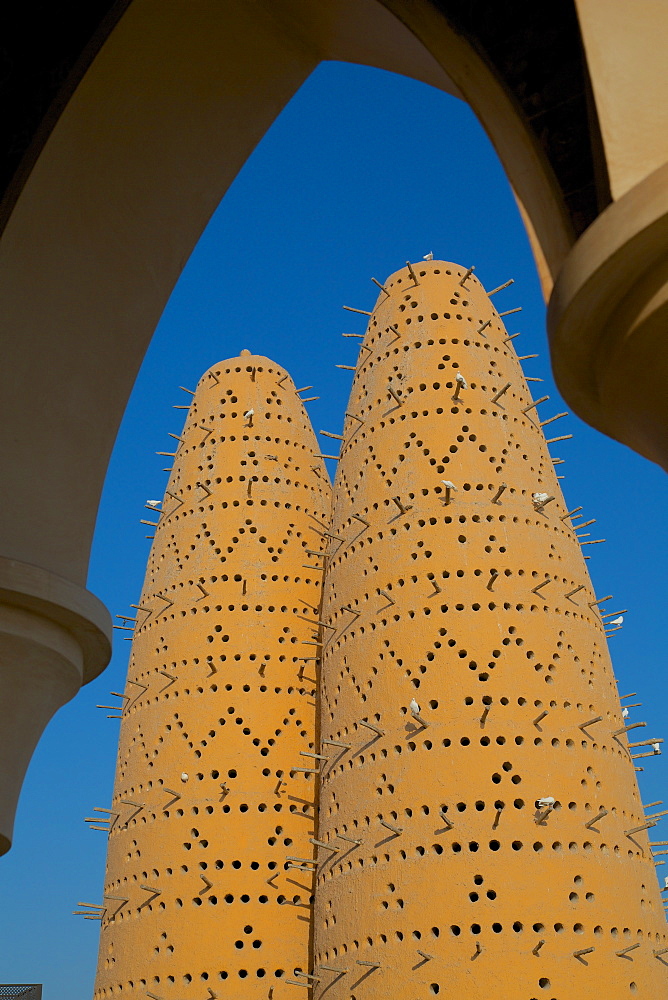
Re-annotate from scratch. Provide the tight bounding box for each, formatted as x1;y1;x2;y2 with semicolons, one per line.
0;61;665;998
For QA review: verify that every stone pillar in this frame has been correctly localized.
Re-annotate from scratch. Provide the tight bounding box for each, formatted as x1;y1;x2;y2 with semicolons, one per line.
0;556;111;854
548;162;668;469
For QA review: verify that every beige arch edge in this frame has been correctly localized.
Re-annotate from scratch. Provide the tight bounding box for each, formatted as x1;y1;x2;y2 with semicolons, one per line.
0;0;664;854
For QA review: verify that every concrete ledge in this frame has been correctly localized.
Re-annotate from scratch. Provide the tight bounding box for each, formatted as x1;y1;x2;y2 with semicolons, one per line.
0;558;111;854
0;555;111;685
0;606;80;854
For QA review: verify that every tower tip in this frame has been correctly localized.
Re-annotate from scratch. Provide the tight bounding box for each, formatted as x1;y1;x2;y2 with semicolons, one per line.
240;348;251;356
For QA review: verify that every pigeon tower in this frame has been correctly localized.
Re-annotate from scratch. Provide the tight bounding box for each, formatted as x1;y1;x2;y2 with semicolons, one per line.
312;261;668;999
93;265;668;1000
93;352;330;999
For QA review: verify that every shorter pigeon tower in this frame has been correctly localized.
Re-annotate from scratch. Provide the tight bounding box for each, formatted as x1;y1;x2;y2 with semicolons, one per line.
93;352;330;1000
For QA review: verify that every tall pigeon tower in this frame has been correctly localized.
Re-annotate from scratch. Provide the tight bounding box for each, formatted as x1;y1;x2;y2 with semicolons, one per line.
311;262;668;1000
91;269;667;1000
93;352;330;1000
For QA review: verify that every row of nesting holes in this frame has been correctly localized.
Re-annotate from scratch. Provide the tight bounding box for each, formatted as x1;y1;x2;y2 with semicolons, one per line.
137;591;323;634
98;969;290;993
177;436;316;451
335;510;572;534
326;588;592;617
331;793;637;825
119;761;311;805
321;916;655;940
154;499;328;521
321;699;614;740
123;677;314;716
318;840;647;876
328;601;595;635
190;472;318;490
210;365;278;377
321;737;629;775
117;799;313;826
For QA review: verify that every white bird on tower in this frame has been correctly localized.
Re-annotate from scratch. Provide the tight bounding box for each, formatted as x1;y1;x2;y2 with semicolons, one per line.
410;699;421;717
532;493;555;513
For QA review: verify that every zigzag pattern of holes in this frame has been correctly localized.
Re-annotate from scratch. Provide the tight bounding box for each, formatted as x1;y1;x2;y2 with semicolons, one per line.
113;680;313;756
154;508;327;564
343;410;551;470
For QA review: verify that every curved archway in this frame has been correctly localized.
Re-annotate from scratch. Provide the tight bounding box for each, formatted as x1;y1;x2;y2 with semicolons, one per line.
0;0;666;855
0;0;576;587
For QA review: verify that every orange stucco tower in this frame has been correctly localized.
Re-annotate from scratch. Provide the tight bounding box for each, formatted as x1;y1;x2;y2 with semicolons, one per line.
311;262;668;999
93;352;330;1000
93;265;667;1000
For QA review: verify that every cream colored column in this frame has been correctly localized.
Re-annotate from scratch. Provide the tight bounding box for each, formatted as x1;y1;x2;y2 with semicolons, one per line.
94;353;330;1000
574;0;668;201
313;263;668;999
0;558;111;855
